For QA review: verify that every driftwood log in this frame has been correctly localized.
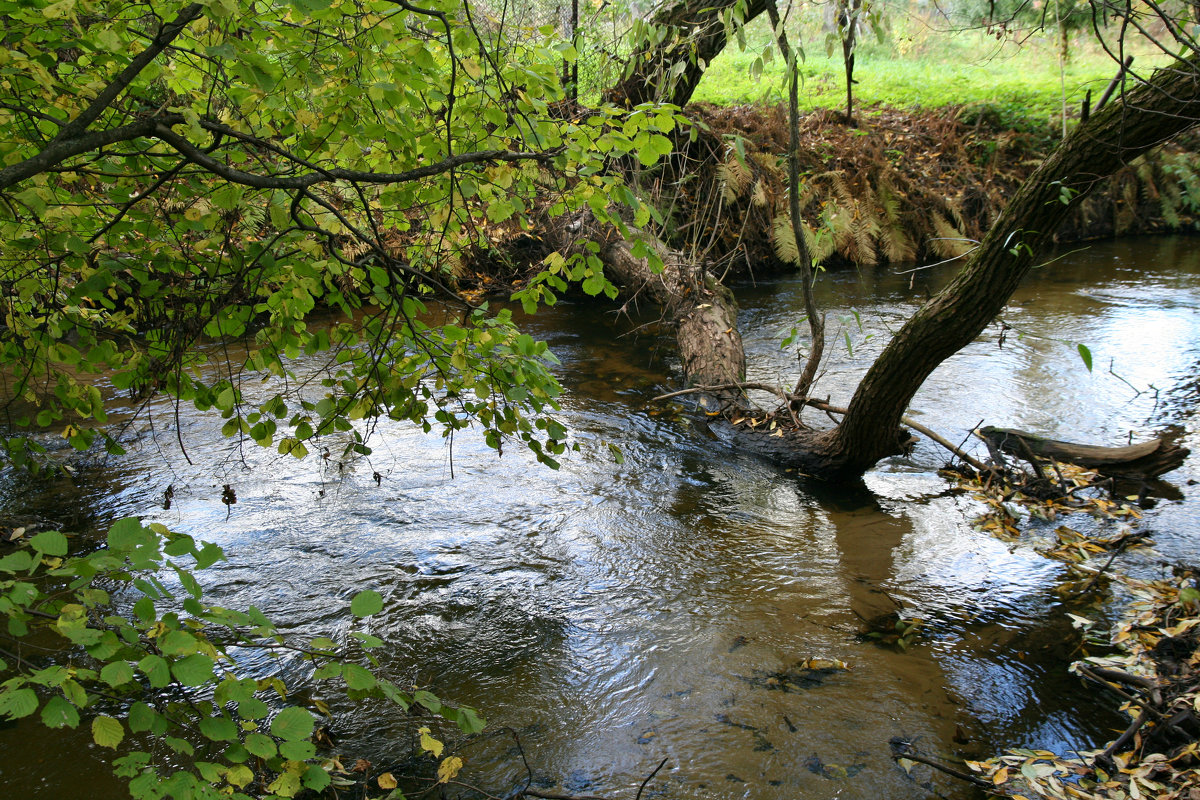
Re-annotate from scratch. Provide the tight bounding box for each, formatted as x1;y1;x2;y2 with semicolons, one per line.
977;426;1188;480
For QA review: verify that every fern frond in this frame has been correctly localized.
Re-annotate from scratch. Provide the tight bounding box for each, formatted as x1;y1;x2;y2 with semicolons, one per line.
876;178;902;224
805;221;836;266
771;212;801;264
718;149;752;203
751;179;768;207
928;213;972;258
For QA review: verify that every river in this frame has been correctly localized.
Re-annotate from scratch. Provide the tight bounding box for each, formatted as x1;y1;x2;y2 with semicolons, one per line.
1;235;1197;798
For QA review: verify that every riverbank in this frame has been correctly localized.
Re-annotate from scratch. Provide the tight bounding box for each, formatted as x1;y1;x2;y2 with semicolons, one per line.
465;104;1200;294
675;102;1200;271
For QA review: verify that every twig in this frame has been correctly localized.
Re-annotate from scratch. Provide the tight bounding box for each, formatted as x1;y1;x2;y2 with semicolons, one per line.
635;758;668;800
1077;664;1156;690
1096;708;1150;772
892;750;993;789
1076;666;1165;721
804;400;992;474
1077;538;1131;595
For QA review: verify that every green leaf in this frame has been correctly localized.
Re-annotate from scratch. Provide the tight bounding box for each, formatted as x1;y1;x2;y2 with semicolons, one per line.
342;663;377;691
454;705;485;734
165;736;194;755
237;697;269;719
199;715;239;742
40;695;79;728
158;629;198;656
138;654;171;688
132;596;156;622
92;715;125;749
414;690;441;713
0;688;39;719
107;518;153;552
129;702;164;734
171;653;215;687
1077;342;1093;372
270;706;315;741
268;771;302;798
227;764;255;788
100;661;135;687
349;632;383;648
350;590;382;617
0;550;34;573
279;740;316;760
580;273;606;296
302;763;332;791
244;732;277;758
30;530;68;556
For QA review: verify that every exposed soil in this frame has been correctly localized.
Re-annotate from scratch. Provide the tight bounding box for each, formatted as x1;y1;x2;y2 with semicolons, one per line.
461;103;1200;293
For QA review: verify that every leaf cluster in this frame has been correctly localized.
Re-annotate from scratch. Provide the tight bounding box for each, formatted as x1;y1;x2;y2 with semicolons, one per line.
0;0;683;472
0;517;483;799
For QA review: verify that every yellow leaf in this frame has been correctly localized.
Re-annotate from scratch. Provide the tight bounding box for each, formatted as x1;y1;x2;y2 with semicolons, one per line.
437;756;463;784
227;764;255;788
377;772;397;790
418;726;444;757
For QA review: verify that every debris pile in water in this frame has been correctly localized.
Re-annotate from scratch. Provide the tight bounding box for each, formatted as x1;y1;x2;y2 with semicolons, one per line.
927;464;1200;800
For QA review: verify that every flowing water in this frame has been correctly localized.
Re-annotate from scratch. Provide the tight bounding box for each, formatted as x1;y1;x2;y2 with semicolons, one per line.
2;236;1199;798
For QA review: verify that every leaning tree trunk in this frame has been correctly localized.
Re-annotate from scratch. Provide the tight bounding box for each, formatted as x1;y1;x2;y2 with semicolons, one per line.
549;214;746;407
608;0;769;108
808;57;1200;479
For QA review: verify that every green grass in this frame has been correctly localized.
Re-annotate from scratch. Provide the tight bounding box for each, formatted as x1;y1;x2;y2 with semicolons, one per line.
690;12;1170;130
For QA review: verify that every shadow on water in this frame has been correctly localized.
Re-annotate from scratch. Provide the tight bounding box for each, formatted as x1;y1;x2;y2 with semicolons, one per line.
2;237;1198;798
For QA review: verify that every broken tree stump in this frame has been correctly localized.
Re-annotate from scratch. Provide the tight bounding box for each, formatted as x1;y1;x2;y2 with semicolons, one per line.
977;426;1189;480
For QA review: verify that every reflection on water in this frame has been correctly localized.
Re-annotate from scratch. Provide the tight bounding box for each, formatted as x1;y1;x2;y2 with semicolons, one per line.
2;237;1198;798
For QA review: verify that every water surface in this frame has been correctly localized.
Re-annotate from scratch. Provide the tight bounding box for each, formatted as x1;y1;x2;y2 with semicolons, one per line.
2;236;1197;798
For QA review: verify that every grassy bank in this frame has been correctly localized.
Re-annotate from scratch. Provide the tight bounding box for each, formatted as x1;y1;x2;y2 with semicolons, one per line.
690;12;1170;130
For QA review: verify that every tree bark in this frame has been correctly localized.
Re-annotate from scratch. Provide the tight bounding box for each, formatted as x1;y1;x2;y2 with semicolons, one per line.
551;215;746;407
809;57;1200;479
608;0;769;108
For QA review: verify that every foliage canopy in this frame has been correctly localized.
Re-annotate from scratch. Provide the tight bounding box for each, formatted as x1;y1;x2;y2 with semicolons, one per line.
0;0;675;471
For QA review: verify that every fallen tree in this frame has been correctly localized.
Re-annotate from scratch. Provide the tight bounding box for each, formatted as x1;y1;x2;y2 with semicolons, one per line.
978;427;1189;481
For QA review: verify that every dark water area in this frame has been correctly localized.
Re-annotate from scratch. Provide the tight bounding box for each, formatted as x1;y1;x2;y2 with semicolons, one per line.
1;236;1198;798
